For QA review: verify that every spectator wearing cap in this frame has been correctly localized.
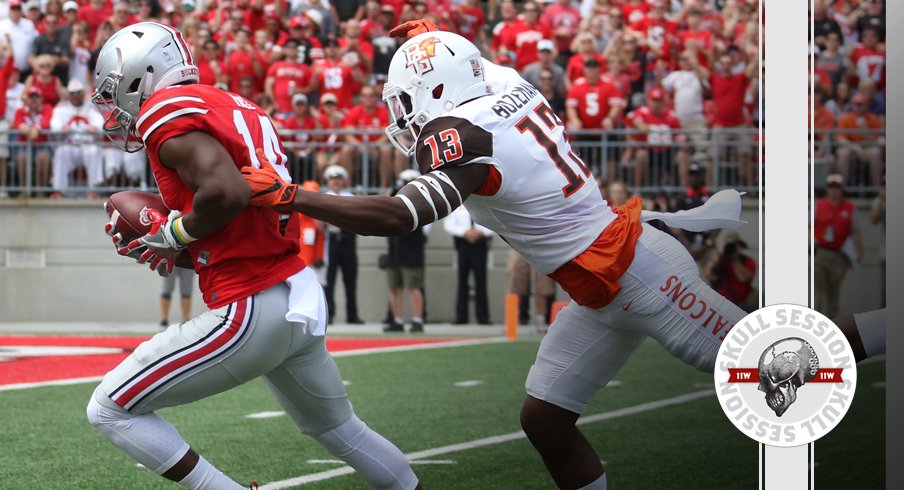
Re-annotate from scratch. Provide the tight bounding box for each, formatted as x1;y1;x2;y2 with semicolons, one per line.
322;164;365;324
310;36;365;112
565;55;624;171
29;12;71;84
22;53;65;106
383;168;432;332
264;38;312;116
626;87;687;188
709;49;757;186
23;1;41;32
13;86;53;195
836;93;884;187
338;84;402;189
814;173;863;318
673;162;719;271
564;33;603;93
50;78;105;198
498;1;552;71
540;0;580;64
297;0;338;44
317;91;343;128
77;0;112;43
705;231;756;312
276;92;332;179
521;39;564;93
0;0;39;75
58;1;79;44
442;201;494;327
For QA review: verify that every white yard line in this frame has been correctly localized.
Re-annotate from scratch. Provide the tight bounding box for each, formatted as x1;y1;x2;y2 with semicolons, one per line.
258;389;716;489
0;338;506;393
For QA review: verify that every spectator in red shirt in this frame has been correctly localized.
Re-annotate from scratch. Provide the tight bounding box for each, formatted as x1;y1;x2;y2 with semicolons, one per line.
621;0;651;26
849;25;885;90
498;1;552;71
338;85;400;189
310;38;365;112
265;39;313;117
706;232;756;312
566;56;624;176
836;93;884;186
490;0;519;57
277;93;331;179
680;9;713;68
709;50;757;185
225;29;266;94
338;19;373;74
629;0;677;68
108;2;139;32
564;32;604;92
13;87;53;194
77;0;112;43
195;38;225;87
627;87;687;187
22;54;65;107
540;0;581;63
814;173;863;318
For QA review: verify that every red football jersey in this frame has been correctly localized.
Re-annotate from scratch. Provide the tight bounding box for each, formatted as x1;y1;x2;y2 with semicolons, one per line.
136;84;304;308
850;44;885;89
566;78;625;129
627;106;684;150
313;59;356;110
266;61;312;113
341;104;388;143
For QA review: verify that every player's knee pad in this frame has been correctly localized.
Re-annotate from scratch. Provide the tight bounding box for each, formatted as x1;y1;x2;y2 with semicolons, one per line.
312;415;417;490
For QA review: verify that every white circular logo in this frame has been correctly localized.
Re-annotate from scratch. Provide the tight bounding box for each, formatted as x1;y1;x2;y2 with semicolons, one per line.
714;304;857;447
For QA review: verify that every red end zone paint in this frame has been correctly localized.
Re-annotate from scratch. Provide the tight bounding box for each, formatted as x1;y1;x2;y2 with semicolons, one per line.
0;336;462;386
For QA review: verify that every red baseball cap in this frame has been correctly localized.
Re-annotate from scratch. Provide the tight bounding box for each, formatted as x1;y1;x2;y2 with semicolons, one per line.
649;87;665;100
26;86;42;97
9;0;23;8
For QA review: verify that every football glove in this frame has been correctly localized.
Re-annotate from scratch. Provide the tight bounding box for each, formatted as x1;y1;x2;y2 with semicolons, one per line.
240;148;298;208
117;209;189;277
388;18;439;39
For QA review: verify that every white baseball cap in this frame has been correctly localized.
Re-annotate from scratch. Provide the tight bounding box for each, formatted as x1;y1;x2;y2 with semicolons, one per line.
537;39;555;52
62;0;78;11
323;165;348;180
66;78;85;93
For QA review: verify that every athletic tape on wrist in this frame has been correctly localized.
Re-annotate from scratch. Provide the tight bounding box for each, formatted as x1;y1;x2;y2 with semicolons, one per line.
171;217;197;246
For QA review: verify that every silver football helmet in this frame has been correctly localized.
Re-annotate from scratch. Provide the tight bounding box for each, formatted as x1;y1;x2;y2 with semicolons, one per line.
92;22;199;152
383;30;491;156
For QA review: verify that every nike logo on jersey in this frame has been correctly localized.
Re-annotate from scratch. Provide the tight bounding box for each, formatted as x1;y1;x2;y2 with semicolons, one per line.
622;299;634;311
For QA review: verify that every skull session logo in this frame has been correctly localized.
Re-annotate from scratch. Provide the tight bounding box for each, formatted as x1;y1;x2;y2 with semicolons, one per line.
714;304;857;447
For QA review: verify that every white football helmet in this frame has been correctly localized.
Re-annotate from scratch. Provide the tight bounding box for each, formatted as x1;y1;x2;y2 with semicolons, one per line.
383;31;491;156
92;22;199;152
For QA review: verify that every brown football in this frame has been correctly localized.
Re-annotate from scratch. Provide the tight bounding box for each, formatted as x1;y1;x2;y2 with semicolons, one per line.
104;190;193;268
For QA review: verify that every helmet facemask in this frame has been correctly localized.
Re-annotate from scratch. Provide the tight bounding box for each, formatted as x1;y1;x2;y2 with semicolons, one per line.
92;67;146;153
383;85;420;156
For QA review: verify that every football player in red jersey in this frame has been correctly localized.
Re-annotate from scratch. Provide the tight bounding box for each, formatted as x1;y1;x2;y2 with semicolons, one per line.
87;22;420;490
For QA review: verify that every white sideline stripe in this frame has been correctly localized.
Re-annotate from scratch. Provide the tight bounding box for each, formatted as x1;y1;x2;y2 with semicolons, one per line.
307;459;456;465
245;411;286;419
0;338;505;392
258;389;715;489
0;376;102;392
454;380;483;387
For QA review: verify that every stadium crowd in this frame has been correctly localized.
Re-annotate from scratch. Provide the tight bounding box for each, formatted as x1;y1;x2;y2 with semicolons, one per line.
0;0;886;197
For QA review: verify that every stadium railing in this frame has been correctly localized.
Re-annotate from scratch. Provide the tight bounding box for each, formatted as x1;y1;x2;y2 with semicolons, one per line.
0;128;884;198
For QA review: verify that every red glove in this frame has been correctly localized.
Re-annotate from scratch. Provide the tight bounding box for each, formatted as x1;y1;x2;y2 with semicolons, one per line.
116;209;186;277
388;18;440;39
240;148;298;208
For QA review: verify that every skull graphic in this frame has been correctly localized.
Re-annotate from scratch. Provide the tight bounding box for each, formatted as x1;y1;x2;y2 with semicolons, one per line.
757;338;819;417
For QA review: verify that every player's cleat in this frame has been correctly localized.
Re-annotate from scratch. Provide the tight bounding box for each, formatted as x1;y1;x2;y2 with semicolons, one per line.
248;482;259;489
410;321;424;333
383;320;404;332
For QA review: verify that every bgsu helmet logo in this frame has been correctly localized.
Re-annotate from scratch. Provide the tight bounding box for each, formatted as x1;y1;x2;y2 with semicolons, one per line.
404;37;442;75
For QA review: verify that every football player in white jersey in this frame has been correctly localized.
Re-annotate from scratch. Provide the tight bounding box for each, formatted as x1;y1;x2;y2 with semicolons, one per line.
241;27;881;489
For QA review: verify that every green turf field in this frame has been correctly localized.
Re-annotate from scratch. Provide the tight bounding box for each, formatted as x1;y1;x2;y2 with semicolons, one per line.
0;337;885;489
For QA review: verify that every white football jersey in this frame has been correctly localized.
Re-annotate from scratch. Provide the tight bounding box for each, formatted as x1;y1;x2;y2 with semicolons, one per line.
414;62;616;274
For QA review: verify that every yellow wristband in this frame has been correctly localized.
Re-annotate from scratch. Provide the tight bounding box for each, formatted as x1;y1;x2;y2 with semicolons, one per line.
171;217;197;246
